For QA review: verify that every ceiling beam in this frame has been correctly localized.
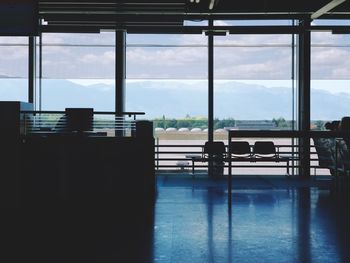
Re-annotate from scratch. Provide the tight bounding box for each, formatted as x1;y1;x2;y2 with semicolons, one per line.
311;0;347;20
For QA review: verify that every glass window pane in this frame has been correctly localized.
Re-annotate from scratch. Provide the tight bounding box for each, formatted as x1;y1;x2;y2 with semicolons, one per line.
0;37;28;101
214;20;293;26
127;34;207;46
126;34;208;171
42;32;114;45
41;33;115;111
127;47;207;79
214;34;295;175
42;46;115;79
312;19;350;26
311;32;350;125
214;35;293;122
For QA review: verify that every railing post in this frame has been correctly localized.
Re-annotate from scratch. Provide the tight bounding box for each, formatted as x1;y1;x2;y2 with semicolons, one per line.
156;137;159;171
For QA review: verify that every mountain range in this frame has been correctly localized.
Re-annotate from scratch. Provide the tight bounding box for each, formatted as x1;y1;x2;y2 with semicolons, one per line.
1;79;349;120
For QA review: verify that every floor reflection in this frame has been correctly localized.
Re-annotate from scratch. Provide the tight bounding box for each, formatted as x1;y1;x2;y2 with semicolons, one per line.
154;176;350;263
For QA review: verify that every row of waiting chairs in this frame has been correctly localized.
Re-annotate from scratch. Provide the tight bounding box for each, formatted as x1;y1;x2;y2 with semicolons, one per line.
203;141;282;160
204;138;350;176
202;141;291;177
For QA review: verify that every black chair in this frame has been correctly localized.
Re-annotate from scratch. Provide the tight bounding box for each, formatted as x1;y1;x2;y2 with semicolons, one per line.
203;141;226;177
229;141;252;160
253;141;291;176
203;141;226;157
253;141;278;159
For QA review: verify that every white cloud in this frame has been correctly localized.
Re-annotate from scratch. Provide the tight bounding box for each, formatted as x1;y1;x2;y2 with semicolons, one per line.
0;37;27;44
43;45;70;55
312;47;347;64
42;34;65;44
178;34;207;45
331;67;350;78
312;46;350;79
79;51;115;65
215;34;291;46
214;20;230;26
2;31;350;80
311;31;344;45
1;46;27;60
127;47;206;67
215;59;290;79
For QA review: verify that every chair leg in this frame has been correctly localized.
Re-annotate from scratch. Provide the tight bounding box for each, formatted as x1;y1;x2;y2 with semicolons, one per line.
286;160;290;177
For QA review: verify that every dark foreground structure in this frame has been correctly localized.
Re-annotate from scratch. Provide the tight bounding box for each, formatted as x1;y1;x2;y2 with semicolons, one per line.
2;1;350;262
5;174;350;262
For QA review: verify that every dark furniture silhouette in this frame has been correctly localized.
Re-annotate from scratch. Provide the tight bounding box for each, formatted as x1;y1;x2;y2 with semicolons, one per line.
185;141;226;177
229;141;252;160
0;103;155;209
312;137;350;176
187;140;294;176
65;108;94;133
0;101;33;208
228;140;292;176
203;141;226;177
312;137;337;175
185;154;202;176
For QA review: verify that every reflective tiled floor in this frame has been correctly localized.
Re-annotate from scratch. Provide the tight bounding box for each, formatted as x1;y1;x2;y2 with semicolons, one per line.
8;175;350;262
154;175;350;263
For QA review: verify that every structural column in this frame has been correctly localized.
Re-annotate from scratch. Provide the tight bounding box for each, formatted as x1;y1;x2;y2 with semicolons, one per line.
297;19;311;177
208;20;214;176
116;30;126;136
208;20;214;143
28;36;36;105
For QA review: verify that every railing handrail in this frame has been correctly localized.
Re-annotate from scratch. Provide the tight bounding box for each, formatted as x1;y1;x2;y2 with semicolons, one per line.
228;130;350;138
21;110;145;116
153;142;328;174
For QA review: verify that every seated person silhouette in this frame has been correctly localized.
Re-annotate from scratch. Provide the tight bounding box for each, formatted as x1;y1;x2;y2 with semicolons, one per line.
312;121;340;175
339;117;350;149
324;120;340;131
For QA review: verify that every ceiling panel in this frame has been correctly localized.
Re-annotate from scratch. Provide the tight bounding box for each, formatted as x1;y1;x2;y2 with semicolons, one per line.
38;0;350;33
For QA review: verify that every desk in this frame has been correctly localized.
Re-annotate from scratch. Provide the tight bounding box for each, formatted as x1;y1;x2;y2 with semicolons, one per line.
21;135;155;207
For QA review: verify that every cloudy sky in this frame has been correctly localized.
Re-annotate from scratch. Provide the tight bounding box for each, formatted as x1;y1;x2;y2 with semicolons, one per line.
1;20;350;85
1;20;350;119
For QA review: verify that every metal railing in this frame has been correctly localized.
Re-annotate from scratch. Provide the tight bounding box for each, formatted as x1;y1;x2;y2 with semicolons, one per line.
21;110;145;137
154;141;330;176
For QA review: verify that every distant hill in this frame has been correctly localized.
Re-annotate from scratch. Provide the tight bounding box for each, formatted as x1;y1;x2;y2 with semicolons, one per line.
1;79;349;120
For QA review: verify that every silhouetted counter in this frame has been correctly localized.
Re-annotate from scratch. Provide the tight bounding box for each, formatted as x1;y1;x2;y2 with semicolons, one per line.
0;102;155;208
15;116;155;261
21;133;155;208
17;133;156;262
0;101;33;208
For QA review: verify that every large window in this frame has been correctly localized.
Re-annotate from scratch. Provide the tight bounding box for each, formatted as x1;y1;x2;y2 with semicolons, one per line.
309;22;350;175
311;30;350;128
126;34;208;171
0;37;28;101
40;32;115;111
214;33;296;174
126;34;208;138
214;34;295;136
